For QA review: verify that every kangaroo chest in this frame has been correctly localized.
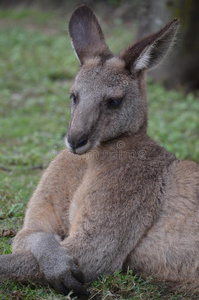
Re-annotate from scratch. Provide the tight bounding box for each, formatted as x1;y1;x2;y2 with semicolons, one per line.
68;158;161;237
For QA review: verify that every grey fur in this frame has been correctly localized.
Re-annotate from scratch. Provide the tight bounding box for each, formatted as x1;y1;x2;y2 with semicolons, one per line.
1;5;198;298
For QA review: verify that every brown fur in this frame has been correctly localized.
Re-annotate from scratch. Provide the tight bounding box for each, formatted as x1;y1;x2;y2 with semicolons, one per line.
1;5;198;297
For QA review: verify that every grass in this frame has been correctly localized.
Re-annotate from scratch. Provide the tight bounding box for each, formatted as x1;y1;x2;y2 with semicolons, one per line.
0;7;199;300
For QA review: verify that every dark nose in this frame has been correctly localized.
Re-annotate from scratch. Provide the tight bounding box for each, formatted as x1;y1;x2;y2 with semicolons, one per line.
68;134;88;151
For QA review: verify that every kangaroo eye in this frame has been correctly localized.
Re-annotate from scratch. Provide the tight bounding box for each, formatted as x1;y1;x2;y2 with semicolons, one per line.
70;93;78;105
107;98;123;109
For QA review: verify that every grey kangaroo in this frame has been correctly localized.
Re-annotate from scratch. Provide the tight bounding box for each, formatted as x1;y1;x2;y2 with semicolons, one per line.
1;5;199;297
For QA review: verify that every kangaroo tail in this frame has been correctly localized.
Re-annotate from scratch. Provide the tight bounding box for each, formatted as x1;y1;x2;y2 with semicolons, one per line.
0;252;47;285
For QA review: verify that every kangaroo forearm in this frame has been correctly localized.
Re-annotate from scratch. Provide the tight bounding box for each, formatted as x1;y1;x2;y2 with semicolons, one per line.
13;231;61;254
12;203;65;254
18;151;85;241
25;232;61;260
12;227;61;254
61;233;131;282
23;150;86;235
11;232;87;294
0;252;46;284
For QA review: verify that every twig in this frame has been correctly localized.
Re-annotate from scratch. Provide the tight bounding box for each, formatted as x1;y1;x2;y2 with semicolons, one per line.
0;166;12;172
0;165;47;172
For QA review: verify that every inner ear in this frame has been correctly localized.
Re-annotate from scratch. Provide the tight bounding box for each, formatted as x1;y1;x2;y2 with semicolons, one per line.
68;5;112;64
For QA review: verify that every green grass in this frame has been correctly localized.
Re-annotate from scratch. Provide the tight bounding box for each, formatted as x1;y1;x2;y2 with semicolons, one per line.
0;9;53;23
0;7;199;300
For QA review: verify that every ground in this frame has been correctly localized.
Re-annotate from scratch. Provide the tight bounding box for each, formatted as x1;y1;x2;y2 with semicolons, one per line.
0;6;199;300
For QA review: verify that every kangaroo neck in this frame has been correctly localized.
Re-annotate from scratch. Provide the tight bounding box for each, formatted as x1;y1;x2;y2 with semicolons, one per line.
86;133;150;167
85;131;177;171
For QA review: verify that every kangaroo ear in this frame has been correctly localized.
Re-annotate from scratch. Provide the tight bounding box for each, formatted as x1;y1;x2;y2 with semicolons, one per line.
119;19;179;74
68;5;112;65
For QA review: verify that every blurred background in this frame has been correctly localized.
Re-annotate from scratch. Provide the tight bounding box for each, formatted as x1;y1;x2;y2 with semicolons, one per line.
0;1;199;299
1;0;199;90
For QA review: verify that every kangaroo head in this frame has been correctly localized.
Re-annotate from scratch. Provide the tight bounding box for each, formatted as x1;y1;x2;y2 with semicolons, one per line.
66;5;178;154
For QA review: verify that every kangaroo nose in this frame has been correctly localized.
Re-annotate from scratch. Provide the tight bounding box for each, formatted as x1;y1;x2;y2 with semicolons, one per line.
67;135;88;151
76;136;88;149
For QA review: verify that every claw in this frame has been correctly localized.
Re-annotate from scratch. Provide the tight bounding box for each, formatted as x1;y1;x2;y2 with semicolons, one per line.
71;267;85;285
63;276;88;296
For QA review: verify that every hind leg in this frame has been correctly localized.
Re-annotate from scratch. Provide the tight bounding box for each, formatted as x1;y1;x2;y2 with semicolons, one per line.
123;161;199;287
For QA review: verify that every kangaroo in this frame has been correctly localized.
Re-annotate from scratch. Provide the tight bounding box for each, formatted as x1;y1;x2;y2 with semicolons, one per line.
1;5;199;297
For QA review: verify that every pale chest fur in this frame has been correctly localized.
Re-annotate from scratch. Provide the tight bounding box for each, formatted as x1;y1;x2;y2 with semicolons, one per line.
68;148;172;238
68;184;84;228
